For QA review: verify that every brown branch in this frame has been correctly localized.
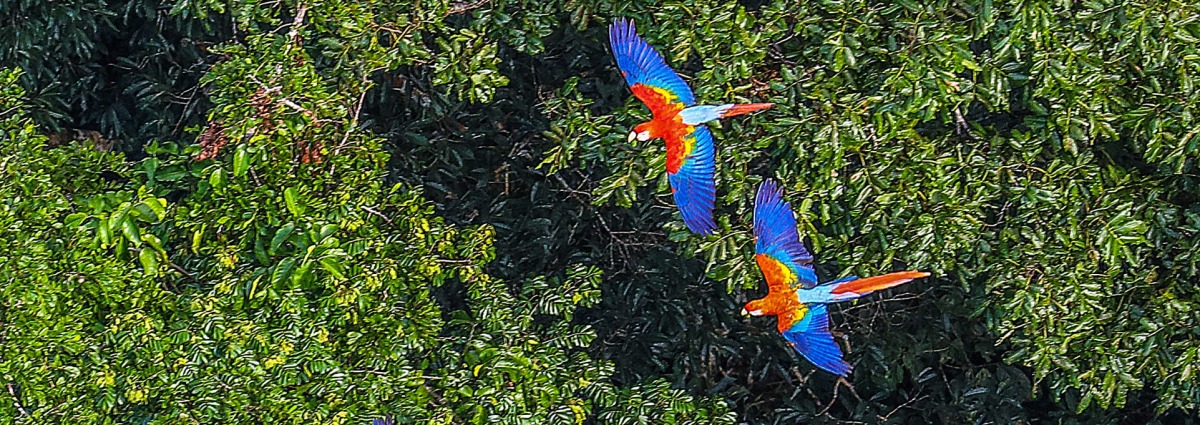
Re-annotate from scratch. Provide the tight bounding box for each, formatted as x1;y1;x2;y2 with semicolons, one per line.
166;260;197;282
247;75;315;119
0;106;19;120
954;107;980;141
448;0;491;15
335;74;372;156
128;247;196;289
7;383;28;418
287;2;309;44
361;205;393;225
551;172;631;260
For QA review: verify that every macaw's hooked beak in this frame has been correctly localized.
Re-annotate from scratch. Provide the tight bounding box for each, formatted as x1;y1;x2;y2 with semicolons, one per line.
627;131;637;144
740;308;750;317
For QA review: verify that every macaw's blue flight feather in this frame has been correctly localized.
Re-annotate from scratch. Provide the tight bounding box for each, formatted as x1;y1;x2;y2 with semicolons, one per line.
754;179;817;287
609;18;696;106
667;125;717;235
782;304;852;376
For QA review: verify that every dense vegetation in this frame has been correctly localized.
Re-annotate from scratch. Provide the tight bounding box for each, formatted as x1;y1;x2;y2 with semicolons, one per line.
2;0;1199;423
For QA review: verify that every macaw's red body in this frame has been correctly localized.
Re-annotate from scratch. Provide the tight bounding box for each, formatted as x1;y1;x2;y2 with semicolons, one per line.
610;18;773;235
744;179;931;376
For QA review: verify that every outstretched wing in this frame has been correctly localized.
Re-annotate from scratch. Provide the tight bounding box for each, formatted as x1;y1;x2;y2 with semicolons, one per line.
782;304;852;376
666;125;716;235
754;179;817;289
609;18;696;116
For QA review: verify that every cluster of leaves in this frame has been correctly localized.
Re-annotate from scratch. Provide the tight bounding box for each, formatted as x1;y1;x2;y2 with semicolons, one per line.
540;0;1200;416
0;0;736;422
0;0;233;150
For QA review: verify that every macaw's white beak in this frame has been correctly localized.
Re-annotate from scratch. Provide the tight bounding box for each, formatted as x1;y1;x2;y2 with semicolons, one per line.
741;308;750;317
627;131;637;144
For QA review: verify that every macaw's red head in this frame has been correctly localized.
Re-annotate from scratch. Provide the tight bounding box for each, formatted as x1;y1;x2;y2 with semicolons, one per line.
742;298;769;317
743;295;795;317
627;122;653;143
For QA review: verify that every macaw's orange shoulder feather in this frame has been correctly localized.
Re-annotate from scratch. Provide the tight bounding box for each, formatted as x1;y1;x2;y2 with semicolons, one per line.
754;254;805;332
756;254;797;294
631;83;685;117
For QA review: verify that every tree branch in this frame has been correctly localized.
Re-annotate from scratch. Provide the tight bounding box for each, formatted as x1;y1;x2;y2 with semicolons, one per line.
7;383;28;418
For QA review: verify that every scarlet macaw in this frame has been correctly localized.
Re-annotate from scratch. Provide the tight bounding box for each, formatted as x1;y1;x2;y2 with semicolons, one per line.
609;18;773;235
744;179;930;376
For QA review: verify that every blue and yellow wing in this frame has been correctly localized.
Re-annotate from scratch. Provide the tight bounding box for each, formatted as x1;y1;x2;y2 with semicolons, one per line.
667;125;716;235
609;18;696;112
754;179;817;288
782;303;852;376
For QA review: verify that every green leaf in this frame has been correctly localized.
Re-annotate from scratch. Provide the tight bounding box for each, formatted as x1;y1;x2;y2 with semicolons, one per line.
270;223;295;255
284;187;303;216
138;248;159;277
272;258;297;286
318;256;345;279
209;167;227;189
122;219;143;247
233;145;249;177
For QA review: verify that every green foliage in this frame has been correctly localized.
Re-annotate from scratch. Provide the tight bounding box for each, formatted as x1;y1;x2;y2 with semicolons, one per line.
0;1;734;421
0;0;231;149
541;0;1200;415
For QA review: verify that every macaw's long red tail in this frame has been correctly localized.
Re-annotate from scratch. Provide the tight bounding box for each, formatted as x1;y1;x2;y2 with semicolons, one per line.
720;103;774;118
830;271;930;295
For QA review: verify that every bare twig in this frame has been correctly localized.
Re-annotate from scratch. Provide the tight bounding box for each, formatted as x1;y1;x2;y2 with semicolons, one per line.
551;172;629;259
128;247;196;289
335;74;372;156
167;261;197;283
816;378;841;416
0;106;19;120
278;98;309;115
287;2;309;44
954;107;980;140
361;205;393;225
879;388;926;422
7;383;29;418
448;0;491;15
436;259;472;265
247;75;315;118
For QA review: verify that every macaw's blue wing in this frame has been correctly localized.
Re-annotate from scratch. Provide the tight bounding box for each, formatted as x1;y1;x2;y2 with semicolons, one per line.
782;303;852;376
754;179;817;287
609;18;696;109
667;125;716;235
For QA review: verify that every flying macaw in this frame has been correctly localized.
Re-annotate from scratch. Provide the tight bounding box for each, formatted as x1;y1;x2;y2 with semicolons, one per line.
743;179;930;376
609;18;773;235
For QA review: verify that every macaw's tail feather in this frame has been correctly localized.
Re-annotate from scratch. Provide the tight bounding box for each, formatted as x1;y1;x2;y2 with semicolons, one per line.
720;103;774;118
830;271;930;296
